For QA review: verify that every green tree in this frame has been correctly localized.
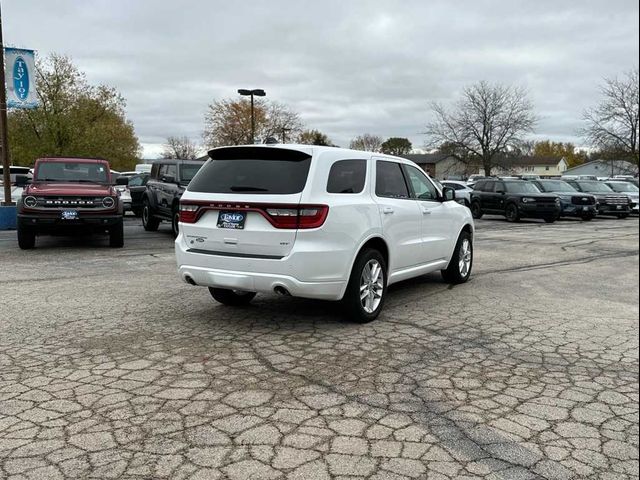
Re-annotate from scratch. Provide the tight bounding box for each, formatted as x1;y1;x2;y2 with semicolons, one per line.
7;54;139;170
297;129;334;146
533;140;586;168
380;137;412;155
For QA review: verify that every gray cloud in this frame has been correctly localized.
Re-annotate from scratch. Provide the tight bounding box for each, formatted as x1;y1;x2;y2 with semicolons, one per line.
4;0;638;156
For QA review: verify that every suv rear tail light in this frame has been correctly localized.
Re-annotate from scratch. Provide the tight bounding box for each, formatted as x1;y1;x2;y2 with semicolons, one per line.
180;203;200;223
179;201;329;229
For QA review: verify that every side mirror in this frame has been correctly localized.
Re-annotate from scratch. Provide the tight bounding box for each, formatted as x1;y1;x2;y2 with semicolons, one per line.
15;175;31;187
442;186;456;202
115;176;129;186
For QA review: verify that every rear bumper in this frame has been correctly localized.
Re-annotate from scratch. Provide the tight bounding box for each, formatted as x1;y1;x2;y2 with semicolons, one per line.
178;265;345;300
175;234;349;301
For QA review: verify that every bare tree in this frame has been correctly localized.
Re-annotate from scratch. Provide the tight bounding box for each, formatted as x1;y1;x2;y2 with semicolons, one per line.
349;133;383;152
160;136;200;159
425;81;537;176
582;69;639;165
203;98;303;147
298;129;334;146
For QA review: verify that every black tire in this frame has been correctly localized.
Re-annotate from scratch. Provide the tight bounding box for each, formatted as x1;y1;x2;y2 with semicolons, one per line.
17;225;36;250
208;288;256;306
543;216;556;223
109;219;124;248
142;198;160;231
441;231;473;284
342;248;387;323
505;203;520;222
470;201;483;219
617;213;629;219
171;206;180;238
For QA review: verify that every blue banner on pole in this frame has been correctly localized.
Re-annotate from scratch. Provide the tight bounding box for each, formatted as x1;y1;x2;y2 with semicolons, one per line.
4;47;38;109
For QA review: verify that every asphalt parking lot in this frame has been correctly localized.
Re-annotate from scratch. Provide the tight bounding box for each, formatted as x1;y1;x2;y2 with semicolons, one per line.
0;216;638;480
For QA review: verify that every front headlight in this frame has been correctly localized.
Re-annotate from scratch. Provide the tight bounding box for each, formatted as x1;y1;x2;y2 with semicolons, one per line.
521;197;536;203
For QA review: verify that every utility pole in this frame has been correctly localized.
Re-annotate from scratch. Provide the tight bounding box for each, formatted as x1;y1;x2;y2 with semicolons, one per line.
238;89;266;144
0;2;13;205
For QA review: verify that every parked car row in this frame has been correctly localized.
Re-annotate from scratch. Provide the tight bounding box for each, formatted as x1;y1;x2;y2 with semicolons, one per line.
467;176;637;222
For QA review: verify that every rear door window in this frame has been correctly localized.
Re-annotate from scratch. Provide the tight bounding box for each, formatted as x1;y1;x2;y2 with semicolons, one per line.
188;147;312;194
375;161;410;199
327;160;366;193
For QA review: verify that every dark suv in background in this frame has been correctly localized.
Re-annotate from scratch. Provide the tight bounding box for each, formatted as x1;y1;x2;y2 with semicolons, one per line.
142;159;205;236
564;180;631;219
470;179;560;223
529;179;597;221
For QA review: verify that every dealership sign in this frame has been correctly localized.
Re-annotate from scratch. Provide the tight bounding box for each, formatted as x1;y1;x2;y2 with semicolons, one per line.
4;48;38;109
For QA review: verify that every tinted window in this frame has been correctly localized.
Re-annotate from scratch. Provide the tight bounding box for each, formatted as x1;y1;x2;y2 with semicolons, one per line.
189;148;312;194
180;164;202;184
404;165;439;200
473;181;486;191
327;160;366;193
443;182;465;191
128;174;148;187
483;181;495;192
504;182;541;193
375;161;409;198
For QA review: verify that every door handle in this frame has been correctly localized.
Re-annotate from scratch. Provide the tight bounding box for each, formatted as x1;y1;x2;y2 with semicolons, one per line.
382;207;394;214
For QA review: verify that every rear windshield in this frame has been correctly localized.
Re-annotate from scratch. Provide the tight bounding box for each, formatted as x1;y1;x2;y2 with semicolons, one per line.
35;162;109;183
188;147;311;194
504;182;540;193
538;180;576;192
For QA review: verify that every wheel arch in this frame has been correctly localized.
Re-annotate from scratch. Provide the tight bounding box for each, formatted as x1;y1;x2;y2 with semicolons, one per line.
340;234;390;300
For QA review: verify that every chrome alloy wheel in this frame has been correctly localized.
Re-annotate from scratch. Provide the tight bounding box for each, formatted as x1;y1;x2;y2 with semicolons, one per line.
360;259;384;314
459;238;472;277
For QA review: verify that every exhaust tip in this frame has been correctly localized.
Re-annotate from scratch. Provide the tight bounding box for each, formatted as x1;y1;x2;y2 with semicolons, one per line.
274;286;290;296
184;275;197;286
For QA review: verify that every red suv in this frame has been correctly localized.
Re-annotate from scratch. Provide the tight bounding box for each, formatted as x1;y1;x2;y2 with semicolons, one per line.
17;157;125;249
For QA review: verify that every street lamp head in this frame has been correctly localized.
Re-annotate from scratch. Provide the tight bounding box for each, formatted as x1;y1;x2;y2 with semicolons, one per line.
238;88;266;97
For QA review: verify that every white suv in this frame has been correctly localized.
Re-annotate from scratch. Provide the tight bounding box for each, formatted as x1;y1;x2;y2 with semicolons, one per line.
175;145;474;322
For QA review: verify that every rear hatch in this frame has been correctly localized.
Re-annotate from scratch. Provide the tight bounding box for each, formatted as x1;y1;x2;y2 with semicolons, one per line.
179;146;324;258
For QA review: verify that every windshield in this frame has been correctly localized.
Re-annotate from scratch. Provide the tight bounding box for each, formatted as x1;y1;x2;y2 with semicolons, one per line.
607;182;638;193
189;149;312;194
539;180;576;192
504;182;541;194
180;164;202;184
576;181;613;193
35;162;109;183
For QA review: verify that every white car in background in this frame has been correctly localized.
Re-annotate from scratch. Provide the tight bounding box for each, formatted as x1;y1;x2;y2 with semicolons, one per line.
604;181;639;214
175;145;475;323
441;180;474;208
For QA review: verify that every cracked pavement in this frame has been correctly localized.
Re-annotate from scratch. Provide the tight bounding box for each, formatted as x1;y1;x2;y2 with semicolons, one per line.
0;216;638;479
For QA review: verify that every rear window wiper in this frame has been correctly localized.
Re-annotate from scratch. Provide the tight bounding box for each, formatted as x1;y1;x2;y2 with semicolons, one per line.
229;186;269;192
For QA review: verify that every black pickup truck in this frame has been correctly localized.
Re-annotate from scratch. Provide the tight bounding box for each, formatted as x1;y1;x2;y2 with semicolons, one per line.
470;179;561;223
141;159;205;236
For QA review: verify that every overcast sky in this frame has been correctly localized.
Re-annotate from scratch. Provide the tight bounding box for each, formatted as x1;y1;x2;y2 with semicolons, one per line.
4;0;639;157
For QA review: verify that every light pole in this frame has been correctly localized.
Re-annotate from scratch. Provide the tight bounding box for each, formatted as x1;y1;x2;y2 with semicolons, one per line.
238;89;265;144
